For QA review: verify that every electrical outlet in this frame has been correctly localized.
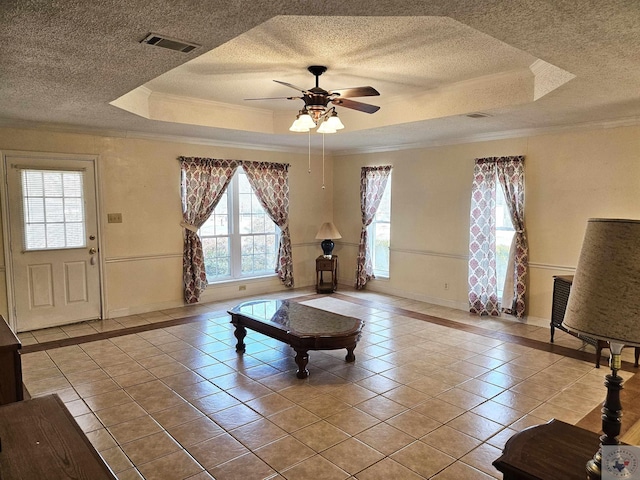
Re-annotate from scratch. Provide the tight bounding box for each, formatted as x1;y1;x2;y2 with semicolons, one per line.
239;285;247;291
444;283;449;290
107;213;122;223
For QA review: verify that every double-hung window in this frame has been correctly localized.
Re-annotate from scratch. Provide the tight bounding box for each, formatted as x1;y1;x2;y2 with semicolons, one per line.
199;167;280;282
495;185;516;298
468;155;526;317
368;173;392;278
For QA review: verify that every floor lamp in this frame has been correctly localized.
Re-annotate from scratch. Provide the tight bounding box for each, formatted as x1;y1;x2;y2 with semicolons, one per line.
562;218;640;479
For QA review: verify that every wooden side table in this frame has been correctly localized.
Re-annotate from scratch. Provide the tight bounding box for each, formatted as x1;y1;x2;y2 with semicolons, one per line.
493;419;601;480
316;255;338;293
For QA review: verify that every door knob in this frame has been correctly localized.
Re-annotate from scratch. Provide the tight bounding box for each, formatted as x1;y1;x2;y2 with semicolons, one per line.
89;247;97;255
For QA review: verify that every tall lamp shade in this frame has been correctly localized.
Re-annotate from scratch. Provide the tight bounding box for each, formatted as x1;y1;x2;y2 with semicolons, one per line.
562;218;640;479
562;218;640;346
315;222;342;257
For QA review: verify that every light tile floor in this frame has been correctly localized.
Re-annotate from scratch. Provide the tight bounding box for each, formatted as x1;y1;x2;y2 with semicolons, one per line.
19;288;638;480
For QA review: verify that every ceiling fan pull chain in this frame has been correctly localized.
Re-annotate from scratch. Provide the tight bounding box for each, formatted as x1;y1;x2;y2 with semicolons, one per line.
308;130;311;174
322;134;325;190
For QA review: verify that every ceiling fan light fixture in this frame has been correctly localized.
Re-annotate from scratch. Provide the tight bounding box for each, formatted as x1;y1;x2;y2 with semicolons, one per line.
298;111;316;129
289;118;310;132
325;111;345;130
290;109;316;132
247;66;379;136
317;121;337;134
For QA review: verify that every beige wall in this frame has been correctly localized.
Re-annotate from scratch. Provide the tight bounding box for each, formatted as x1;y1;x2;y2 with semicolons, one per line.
332;125;640;321
0;124;638;327
0;127;332;323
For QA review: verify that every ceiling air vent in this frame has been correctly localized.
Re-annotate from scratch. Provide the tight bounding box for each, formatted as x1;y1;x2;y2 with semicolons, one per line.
466;112;492;119
140;33;200;53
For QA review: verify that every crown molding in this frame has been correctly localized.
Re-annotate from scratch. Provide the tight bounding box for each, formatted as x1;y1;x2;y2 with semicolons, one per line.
0;115;638;157
0;118;308;154
332;116;640;156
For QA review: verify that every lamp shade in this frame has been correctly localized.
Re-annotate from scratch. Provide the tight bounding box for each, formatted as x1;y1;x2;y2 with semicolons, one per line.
315;222;342;240
297;112;316;129
317;121;337;134
289;118;310;132
325;113;345;130
562;218;640;347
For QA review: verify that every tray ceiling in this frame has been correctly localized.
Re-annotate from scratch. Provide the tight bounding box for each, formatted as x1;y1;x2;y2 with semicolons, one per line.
0;1;638;152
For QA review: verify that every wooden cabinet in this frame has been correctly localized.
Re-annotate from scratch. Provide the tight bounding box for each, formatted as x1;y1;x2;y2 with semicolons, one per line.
0;394;117;479
316;256;338;293
0;316;22;405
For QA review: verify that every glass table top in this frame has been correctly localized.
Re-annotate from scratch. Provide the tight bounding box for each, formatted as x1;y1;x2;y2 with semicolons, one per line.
229;299;362;336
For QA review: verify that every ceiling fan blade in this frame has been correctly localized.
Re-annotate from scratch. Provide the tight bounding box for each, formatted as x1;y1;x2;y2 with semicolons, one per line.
331;97;380;114
329;86;380;98
244;96;301;101
273;80;309;93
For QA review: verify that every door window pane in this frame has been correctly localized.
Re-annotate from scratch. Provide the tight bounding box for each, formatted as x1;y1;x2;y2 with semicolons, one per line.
22;170;86;250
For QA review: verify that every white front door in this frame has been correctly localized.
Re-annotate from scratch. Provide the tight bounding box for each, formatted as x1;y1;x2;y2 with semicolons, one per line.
3;152;101;332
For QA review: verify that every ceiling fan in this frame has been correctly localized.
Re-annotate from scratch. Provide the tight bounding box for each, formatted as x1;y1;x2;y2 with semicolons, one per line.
245;66;380;133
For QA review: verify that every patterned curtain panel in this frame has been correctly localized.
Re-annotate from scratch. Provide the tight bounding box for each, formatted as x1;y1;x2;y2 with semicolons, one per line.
468;159;499;315
242;161;294;287
180;157;239;303
356;165;392;290
497;156;527;317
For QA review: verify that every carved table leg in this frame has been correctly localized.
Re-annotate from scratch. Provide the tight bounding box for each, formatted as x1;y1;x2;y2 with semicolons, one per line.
233;324;246;353
345;345;356;363
294;349;309;379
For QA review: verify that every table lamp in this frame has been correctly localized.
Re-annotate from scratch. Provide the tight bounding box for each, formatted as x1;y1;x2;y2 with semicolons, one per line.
315;222;342;258
562;218;640;479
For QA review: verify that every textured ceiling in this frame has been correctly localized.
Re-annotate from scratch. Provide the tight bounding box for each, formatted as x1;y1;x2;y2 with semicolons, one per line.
0;0;639;153
143;16;537;104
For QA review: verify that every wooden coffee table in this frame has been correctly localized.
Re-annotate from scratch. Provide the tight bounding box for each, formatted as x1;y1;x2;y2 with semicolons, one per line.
228;299;364;378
